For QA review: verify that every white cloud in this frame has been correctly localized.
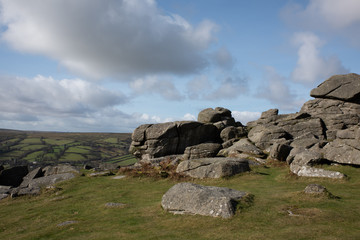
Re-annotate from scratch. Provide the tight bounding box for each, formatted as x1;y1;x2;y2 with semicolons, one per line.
232;111;261;125
291;32;348;85
258;66;304;111
0;0;218;78
0;75;139;132
205;76;247;100
129;76;183;101
281;0;360;47
186;75;212;99
282;0;360;29
212;47;235;70
182;113;196;121
0;75;127;116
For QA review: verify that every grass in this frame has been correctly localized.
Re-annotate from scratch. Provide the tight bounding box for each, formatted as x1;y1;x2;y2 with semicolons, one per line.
0;164;359;239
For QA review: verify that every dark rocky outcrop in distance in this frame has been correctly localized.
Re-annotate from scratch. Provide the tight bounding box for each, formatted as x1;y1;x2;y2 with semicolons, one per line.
0;164;79;200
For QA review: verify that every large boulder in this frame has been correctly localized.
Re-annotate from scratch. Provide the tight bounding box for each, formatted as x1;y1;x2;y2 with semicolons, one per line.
130;121;220;160
161;182;251;218
269;143;292;161
219;138;265;157
248;125;290;150
183;143;222;160
176;158;250;179
323;139;360;165
197;107;232;123
289;149;345;179
310;73;360;102
220;126;247;142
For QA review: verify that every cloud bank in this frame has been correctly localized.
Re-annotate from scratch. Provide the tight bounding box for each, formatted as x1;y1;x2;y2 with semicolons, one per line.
0;0;218;78
291;32;348;85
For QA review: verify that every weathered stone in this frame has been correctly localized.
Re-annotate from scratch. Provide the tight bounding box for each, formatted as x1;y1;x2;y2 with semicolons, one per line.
260;108;278;119
323;139;360;165
310;73;360;102
0;185;11;195
57;221;78;227
269;143;292;161
17;186;41;196
290;133;322;149
222;139;237;149
28;173;76;188
0;166;28;187
105;202;126;208
161;182;251;218
278;117;325;139
132;124;152;142
198;107;232;123
290;164;345;179
289;149;345;179
176;158;250;179
300;98;360;139
336;126;360;139
248;125;290;150
130;121;220;160
219;138;265;157
304;184;328;194
19;167;44;188
43;164;79;176
220;126;247;142
183;143;222;160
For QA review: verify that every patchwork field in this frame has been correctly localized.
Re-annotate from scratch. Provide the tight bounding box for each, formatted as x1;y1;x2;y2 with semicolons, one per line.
0;129;136;167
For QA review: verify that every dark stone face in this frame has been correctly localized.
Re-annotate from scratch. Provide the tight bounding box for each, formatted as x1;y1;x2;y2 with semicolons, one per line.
0;166;29;187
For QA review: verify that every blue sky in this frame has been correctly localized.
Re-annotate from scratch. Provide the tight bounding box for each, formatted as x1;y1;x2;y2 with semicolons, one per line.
0;0;359;132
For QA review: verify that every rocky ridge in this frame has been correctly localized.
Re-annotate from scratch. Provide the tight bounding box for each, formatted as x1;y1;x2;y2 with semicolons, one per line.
130;73;360;179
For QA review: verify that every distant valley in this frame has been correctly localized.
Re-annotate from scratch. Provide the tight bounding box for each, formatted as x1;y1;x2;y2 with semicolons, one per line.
0;129;135;168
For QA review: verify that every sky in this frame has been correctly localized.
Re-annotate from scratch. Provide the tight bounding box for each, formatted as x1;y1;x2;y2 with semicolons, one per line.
0;0;359;133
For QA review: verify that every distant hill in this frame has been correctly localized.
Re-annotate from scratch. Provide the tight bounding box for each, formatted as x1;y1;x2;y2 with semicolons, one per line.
0;129;135;168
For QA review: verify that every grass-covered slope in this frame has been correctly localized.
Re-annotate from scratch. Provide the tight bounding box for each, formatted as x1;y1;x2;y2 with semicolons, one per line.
1;163;359;239
0;129;135;167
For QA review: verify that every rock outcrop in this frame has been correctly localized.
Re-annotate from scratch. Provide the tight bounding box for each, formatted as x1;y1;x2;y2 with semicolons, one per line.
176;158;250;179
129;73;360;179
129;121;221;160
161;182;251;218
0;164;79;199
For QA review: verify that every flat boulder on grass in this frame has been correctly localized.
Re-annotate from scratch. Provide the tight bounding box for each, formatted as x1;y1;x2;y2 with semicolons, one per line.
161;182;252;218
176;158;250;179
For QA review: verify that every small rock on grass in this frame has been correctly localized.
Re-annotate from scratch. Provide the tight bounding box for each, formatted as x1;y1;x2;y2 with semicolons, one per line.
57;221;78;227
112;175;126;179
105;202;126;208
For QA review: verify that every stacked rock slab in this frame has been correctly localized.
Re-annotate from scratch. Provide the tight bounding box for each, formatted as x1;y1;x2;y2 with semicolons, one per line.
248;73;360;178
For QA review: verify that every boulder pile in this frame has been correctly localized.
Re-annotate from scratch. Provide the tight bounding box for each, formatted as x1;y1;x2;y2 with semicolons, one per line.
0;164;79;200
130;73;360;179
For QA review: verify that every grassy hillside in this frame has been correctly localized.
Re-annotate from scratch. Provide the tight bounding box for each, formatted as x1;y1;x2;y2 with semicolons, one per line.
0;129;136;167
1;163;359;239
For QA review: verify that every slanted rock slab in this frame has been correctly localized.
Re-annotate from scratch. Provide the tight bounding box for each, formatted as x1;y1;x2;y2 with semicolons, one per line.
176;158;250;179
161;182;251;218
310;73;360;102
